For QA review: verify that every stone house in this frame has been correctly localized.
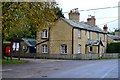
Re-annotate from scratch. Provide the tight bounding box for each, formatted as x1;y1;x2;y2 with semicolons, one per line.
37;8;107;56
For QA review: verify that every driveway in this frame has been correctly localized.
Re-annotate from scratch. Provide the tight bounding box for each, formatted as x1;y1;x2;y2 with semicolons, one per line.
2;58;118;78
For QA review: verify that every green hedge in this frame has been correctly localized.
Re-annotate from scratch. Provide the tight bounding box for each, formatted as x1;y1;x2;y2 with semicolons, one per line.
107;42;120;53
3;41;11;49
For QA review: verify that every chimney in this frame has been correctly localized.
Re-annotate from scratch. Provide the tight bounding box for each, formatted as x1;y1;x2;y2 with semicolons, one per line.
69;8;80;22
103;24;108;32
115;29;120;36
87;15;96;26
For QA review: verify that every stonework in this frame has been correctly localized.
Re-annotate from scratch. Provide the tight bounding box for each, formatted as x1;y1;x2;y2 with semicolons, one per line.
37;9;107;56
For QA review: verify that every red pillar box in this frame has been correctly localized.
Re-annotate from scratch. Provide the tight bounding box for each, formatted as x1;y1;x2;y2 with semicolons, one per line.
6;46;10;54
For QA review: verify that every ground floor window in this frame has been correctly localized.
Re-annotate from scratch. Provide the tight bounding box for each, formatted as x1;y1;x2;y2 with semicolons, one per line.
102;47;105;53
90;46;92;52
78;44;81;53
61;44;67;53
12;42;19;51
42;44;48;53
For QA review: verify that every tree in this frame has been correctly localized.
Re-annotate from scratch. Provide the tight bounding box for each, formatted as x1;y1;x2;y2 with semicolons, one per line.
2;2;65;40
2;2;58;39
56;7;65;19
2;2;58;59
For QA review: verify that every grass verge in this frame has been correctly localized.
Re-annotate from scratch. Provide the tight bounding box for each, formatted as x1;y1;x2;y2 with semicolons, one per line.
0;59;29;64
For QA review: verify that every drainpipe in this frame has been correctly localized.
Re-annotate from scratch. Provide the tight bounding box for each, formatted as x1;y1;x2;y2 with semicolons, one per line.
48;28;50;55
98;45;100;58
72;28;74;55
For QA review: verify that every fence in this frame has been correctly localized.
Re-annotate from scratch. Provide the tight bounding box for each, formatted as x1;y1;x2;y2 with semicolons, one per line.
37;53;119;59
11;52;119;59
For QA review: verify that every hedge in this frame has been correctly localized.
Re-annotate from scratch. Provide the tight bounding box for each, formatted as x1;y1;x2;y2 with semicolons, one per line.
107;42;120;53
3;41;11;49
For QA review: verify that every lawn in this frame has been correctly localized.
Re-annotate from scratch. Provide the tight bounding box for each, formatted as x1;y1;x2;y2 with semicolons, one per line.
0;59;29;64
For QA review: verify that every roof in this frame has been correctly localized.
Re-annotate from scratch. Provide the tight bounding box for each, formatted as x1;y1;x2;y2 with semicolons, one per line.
61;18;106;33
115;29;120;32
108;34;120;41
86;39;104;46
22;38;36;47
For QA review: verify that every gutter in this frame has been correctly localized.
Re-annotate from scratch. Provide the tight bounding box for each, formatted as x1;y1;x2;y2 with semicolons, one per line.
35;39;49;46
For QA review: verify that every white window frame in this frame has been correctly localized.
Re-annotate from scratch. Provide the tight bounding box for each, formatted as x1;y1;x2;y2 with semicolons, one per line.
12;42;19;51
78;29;81;38
96;33;99;40
61;44;67;54
42;44;48;53
102;47;105;53
78;44;81;54
102;34;105;41
87;31;90;39
42;29;48;38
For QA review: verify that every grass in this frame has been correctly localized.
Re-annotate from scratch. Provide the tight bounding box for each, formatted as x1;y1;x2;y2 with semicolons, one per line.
0;59;29;64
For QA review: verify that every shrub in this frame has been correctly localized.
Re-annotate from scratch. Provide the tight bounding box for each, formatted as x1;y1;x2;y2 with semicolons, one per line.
107;42;120;53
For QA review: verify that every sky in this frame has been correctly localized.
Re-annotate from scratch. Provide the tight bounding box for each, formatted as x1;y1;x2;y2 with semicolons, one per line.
56;0;120;32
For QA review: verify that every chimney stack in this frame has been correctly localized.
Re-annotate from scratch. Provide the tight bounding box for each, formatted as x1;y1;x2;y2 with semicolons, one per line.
103;24;108;33
69;8;80;22
87;15;96;26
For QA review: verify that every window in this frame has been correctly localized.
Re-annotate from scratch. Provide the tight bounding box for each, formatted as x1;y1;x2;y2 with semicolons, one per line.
42;44;48;53
42;29;48;38
102;47;105;53
12;42;19;51
87;31;90;39
96;33;99;40
78;29;81;38
90;46;92;52
61;44;67;53
102;34;105;41
78;44;81;53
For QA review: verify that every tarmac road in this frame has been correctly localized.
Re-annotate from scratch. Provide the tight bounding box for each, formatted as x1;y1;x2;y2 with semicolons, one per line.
2;58;119;78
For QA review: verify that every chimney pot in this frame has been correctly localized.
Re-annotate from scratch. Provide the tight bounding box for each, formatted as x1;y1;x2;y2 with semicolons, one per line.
69;8;80;22
87;15;96;26
103;24;108;32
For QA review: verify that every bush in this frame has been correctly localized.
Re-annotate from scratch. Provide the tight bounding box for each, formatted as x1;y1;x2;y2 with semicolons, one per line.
3;41;11;48
107;42;120;53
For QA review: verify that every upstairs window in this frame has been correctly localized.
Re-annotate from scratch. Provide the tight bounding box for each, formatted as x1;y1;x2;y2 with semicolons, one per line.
96;33;99;40
42;44;48;53
61;44;67;54
87;31;90;39
102;34;105;41
42;29;48;38
78;29;81;38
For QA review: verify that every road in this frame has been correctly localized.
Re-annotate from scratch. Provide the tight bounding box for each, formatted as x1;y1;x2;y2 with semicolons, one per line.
2;58;118;78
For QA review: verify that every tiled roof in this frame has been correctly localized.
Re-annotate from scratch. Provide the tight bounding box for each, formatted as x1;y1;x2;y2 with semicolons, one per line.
22;38;36;46
86;39;104;46
108;34;120;41
61;18;106;33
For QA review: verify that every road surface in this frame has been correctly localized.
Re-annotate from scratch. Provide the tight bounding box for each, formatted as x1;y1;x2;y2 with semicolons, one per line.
2;58;118;78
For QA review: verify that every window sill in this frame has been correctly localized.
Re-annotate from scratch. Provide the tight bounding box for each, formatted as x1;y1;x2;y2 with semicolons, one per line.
41;37;48;39
78;37;81;39
60;53;67;55
42;52;48;54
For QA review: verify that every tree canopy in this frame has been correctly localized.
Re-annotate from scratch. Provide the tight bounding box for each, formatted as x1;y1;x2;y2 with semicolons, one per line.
2;2;61;39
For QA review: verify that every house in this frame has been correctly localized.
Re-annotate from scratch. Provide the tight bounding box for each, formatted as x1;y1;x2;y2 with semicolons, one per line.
11;38;36;58
107;34;120;43
37;8;107;57
115;29;120;37
103;25;120;43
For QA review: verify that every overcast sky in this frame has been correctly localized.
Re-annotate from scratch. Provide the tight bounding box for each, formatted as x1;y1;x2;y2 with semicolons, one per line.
56;0;120;32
